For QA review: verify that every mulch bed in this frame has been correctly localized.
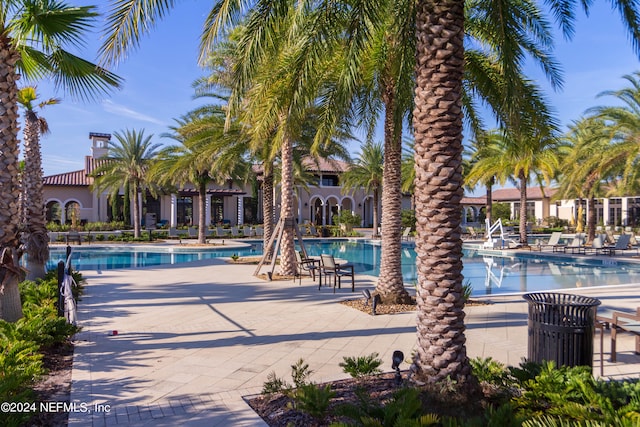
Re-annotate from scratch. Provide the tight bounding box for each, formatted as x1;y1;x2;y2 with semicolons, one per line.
25;341;74;426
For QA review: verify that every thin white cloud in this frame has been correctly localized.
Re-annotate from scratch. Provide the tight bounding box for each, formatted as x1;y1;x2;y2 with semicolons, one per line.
42;156;84;176
102;100;166;126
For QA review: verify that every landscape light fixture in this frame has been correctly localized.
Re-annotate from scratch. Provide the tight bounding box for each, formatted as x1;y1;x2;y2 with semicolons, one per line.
392;350;404;386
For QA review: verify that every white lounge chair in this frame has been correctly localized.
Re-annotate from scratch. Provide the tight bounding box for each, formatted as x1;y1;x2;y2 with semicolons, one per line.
216;227;230;238
243;226;252;237
531;232;564;251
230;227;241;238
254;226;264;237
604;234;637;256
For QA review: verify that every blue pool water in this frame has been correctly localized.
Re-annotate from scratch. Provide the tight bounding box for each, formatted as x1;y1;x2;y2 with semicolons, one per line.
49;240;640;296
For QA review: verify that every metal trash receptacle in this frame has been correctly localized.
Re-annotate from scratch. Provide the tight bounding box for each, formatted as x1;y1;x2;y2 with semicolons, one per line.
523;292;601;369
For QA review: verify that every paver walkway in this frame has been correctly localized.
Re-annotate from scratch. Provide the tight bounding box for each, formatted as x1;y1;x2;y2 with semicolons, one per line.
68;256;640;426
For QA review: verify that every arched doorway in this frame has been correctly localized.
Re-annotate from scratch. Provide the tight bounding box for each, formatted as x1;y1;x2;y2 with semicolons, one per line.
46;201;61;224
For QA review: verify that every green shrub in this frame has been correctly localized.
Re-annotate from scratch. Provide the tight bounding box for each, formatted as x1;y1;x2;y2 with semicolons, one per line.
339;353;383;379
288;383;334;421
401;209;416;230
262;371;289;395
291;358;313;388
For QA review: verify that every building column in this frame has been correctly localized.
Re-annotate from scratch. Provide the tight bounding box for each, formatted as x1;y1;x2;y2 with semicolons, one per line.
170;194;177;227
622;197;629;226
602;198;610;227
237;196;244;225
205;195;211;226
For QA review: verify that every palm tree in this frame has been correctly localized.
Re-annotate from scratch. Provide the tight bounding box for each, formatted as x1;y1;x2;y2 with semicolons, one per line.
588;73;640;194
155;103;251;243
0;1;121;322
341;141;383;235
91;130;162;239
17;87;59;281
100;0;640;387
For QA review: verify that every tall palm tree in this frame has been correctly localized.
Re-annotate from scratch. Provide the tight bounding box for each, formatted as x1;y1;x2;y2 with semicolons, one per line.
91;130;162;239
0;1;121;322
156;103;252;243
17;87;59;281
101;0;640;387
341;141;384;236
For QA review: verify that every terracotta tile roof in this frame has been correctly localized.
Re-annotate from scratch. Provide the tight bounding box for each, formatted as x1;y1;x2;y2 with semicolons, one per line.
252;157;350;176
462;187;557;204
84;156;110;175
43;170;90;186
302;157;350;173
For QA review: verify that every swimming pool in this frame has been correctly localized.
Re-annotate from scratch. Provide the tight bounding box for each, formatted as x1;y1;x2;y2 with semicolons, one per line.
49;240;640;296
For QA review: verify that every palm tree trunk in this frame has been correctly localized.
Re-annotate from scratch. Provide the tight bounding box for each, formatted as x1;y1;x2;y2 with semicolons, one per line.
263;164;275;259
198;179;207;244
587;197;597;243
0;38;24;321
519;174;528;245
132;184;141;238
486;177;494;225
22;111;49;280
377;90;411;304
279;135;296;276
412;0;472;386
372;189;380;238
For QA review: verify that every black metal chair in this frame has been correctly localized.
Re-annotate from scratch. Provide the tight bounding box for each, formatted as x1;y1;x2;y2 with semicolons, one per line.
320;254;355;293
294;251;320;285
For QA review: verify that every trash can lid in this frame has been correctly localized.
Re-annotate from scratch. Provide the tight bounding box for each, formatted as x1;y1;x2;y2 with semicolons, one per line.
523;292;601;307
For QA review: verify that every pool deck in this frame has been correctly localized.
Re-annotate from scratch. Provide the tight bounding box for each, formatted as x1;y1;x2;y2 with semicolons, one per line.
67;242;640;427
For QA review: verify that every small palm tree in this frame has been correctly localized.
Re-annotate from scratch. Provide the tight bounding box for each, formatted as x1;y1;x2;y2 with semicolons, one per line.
18;87;59;280
91;130;162;239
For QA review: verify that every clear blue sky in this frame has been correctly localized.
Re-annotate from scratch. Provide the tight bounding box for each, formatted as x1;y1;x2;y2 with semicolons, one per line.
33;1;640;176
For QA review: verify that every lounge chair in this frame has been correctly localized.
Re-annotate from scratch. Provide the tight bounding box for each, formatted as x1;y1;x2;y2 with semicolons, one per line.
320;254;355;293
531;232;564;252
230;227;241;238
216;227;230;238
585;236;607;255
188;226;198;238
243;226;253;237
558;234;585;254
294;251;320;285
309;225;318;237
254;226;264;238
66;230;82;245
463;226;479;239
402;227;412;241
603;234;637;256
168;227;180;238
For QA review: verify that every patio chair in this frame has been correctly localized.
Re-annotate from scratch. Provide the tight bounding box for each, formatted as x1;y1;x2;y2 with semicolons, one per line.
243;226;253;237
309;225;318;237
558;234;585;254
585;235;607;255
402;227;412;241
66;230;82;245
294;251;320;285
530;232;564;252
254;226;264;238
603;234;637;256
216;227;230;238
168;227;180;238
598;308;640;362
230;227;241;238
188;227;198;238
320;254;355;293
